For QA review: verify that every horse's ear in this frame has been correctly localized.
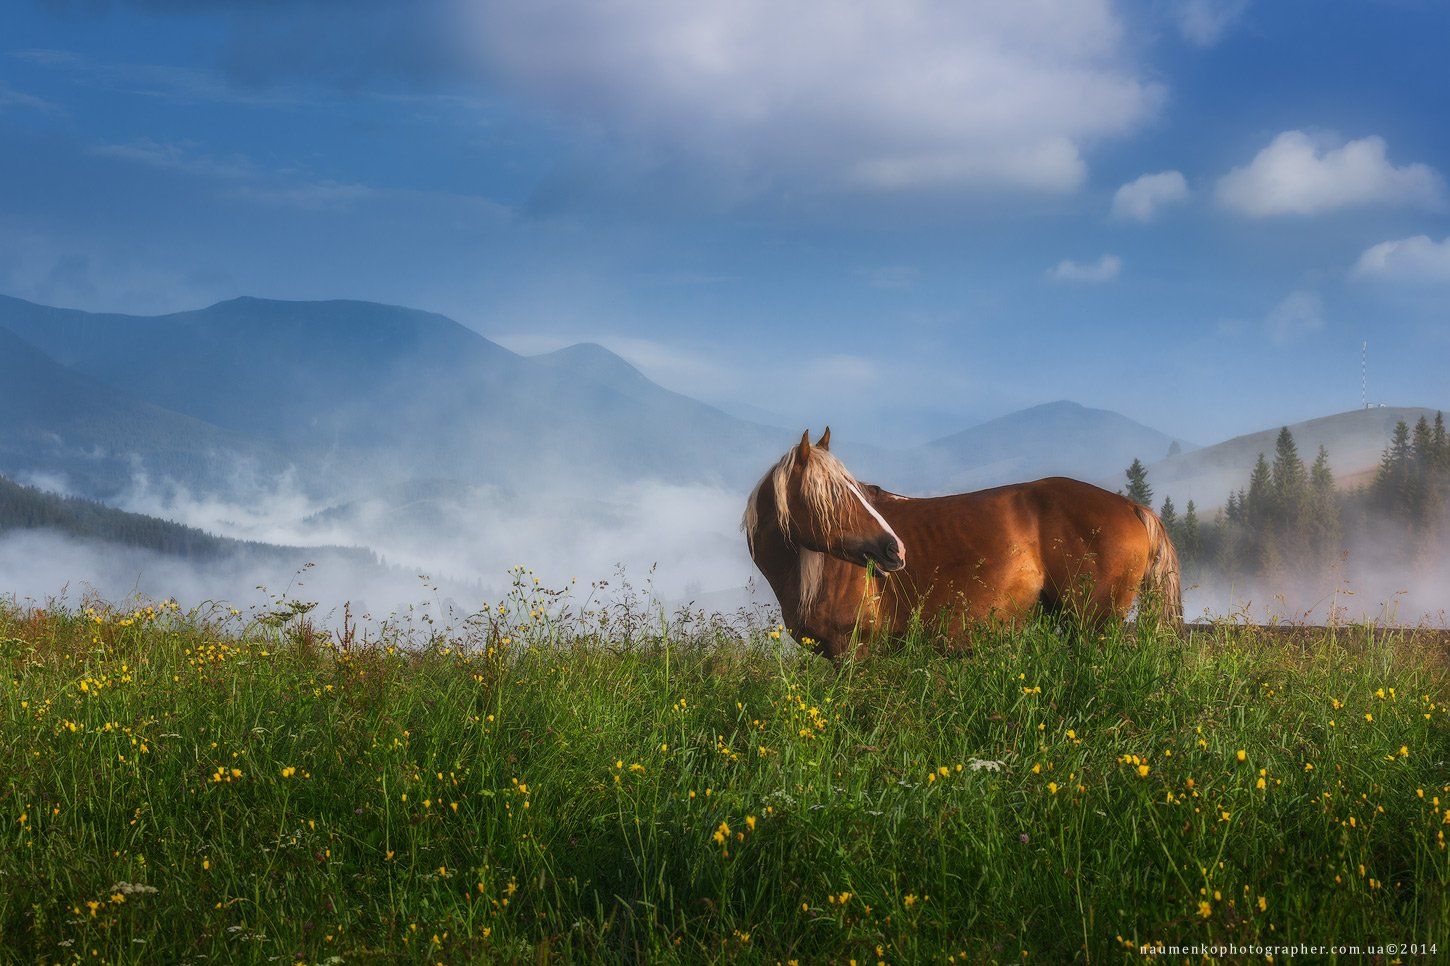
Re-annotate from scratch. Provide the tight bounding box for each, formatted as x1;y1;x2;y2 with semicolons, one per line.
816;426;831;451
797;430;812;462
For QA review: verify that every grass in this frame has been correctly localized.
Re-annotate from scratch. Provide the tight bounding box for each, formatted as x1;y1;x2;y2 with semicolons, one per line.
2;578;1448;963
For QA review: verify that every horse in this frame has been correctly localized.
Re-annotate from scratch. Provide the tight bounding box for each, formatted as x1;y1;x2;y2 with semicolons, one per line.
743;428;1181;660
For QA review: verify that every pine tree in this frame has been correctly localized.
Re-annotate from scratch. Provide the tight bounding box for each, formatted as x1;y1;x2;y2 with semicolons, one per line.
1409;415;1436;519
1181;499;1201;567
1306;445;1341;565
1243;453;1273;574
1270;427;1308;525
1245;453;1272;526
1159;496;1178;528
1373;420;1413;516
1124;458;1153;506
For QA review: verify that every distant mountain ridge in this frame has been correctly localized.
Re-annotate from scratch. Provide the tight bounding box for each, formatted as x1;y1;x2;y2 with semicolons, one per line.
1095;407;1441;510
0;294;792;496
15;292;1409;525
897;401;1196;494
0;324;292;499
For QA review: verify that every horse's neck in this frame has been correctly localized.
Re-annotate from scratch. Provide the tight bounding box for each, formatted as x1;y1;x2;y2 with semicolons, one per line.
750;520;807;623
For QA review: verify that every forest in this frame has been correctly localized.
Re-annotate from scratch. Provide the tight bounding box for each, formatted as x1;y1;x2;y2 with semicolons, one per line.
1123;412;1450;587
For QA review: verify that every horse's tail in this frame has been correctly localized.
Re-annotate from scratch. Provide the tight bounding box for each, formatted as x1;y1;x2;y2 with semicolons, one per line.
1133;504;1182;626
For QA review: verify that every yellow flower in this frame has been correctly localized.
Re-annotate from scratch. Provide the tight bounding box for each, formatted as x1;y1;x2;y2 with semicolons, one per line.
1137;764;1150;778
1047;782;1059;794
280;766;296;778
1236;749;1246;762
1198;900;1212;918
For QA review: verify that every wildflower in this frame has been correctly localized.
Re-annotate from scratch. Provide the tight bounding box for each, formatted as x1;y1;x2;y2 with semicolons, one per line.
1047;782;1059;795
1198;900;1212;918
280;766;296;778
1236;749;1246;762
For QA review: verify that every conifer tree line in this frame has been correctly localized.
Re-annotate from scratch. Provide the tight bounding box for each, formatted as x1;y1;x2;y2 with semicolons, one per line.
1124;413;1449;580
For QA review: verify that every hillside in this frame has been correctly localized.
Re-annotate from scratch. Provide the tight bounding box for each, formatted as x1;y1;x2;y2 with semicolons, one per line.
1104;407;1441;510
0;296;791;494
0;473;373;566
901;401;1195;494
0;326;293;500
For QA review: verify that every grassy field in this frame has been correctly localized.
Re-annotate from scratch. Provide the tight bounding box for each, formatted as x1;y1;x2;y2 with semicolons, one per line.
2;581;1448;963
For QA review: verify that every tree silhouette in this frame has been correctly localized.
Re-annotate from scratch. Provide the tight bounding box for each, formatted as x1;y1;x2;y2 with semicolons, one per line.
1124;458;1153;506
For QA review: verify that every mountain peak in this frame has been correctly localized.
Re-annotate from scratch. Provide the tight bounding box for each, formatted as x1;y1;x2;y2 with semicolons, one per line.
533;342;651;385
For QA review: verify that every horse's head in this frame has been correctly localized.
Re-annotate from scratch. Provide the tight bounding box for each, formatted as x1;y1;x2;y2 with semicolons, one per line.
745;428;906;573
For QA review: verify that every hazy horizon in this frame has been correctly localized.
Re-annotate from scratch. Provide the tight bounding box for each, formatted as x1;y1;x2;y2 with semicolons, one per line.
4;1;1449;447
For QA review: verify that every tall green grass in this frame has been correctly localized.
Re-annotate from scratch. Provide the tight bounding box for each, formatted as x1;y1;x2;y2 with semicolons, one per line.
2;587;1447;962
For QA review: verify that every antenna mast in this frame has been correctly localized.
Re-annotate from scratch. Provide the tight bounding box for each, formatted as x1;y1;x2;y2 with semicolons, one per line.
1361;341;1368;410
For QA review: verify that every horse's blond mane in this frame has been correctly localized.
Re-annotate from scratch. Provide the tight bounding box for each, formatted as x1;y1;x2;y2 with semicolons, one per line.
742;445;861;613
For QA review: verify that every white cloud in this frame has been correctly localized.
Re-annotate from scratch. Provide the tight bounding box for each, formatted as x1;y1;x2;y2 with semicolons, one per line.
91;139;258;180
1216;131;1445;217
1111;169;1189;221
0;81;60;113
1173;0;1251;46
465;1;1163;195
1353;235;1450;283
857;265;921;290
1048;253;1121;282
1264;290;1324;344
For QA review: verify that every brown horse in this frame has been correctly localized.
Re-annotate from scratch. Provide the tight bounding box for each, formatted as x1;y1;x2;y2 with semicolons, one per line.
743;429;1181;660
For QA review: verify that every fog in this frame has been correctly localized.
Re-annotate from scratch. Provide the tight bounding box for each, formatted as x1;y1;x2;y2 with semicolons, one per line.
1;467;768;627
1184;532;1450;627
4;458;1445;631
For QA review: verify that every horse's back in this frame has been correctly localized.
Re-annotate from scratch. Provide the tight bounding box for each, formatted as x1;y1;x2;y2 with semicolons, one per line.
879;476;1151;622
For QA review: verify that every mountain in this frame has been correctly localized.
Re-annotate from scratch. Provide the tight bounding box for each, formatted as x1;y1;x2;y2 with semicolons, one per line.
0;295;792;496
1099;407;1441;511
900;401;1195;494
0;325;291;499
0;472;371;566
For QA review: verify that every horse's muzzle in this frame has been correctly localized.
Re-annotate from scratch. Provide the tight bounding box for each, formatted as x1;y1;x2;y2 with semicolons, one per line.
865;537;907;573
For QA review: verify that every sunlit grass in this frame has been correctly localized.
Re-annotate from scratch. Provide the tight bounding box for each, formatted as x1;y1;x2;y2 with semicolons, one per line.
2;583;1447;962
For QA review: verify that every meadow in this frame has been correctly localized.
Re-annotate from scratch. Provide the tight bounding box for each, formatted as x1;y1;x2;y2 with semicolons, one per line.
2;576;1448;963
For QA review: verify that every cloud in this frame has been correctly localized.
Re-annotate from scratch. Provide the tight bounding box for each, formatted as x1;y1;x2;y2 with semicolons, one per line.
1111;170;1189;221
89;138;507;215
464;0;1164;195
224;180;378;211
0;81;61;113
857;265;922;290
1172;0;1251;46
1352;235;1450;283
1264;290;1324;344
90;138;258;180
12;47;303;107
1216;131;1445;217
1048;254;1121;282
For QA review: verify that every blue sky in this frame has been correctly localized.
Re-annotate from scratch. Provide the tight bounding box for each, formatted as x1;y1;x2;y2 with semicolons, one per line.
2;0;1448;445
